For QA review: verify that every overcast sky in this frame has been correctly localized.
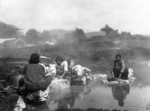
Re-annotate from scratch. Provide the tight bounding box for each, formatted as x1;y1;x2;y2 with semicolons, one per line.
0;0;150;35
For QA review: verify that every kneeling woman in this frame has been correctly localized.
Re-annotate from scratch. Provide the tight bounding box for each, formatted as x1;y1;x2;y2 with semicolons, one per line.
55;56;74;79
23;53;52;101
111;54;129;80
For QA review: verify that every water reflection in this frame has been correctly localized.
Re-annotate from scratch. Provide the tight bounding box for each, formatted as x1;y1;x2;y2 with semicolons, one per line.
111;84;130;107
57;86;91;109
24;102;50;111
23;80;150;111
46;85;91;110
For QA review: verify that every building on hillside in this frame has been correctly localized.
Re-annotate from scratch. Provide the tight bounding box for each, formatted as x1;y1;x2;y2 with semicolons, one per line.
2;38;26;48
15;39;26;48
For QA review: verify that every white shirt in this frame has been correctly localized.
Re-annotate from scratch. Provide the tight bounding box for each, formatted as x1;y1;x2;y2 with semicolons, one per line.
61;61;68;72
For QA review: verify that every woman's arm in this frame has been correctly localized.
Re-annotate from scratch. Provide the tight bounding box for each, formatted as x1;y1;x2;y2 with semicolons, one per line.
61;61;68;77
111;61;114;77
119;60;126;78
121;60;125;73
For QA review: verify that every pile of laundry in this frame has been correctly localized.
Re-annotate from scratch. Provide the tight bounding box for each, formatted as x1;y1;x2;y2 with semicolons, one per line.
71;65;92;85
50;78;70;91
102;68;136;85
90;73;108;80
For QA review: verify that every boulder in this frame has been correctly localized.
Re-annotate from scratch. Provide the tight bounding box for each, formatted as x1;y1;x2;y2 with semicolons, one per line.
50;78;70;91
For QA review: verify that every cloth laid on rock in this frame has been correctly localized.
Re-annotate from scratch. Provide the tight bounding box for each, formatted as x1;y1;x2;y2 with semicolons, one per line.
71;65;92;85
90;74;107;80
39;63;56;77
128;68;133;78
50;78;70;91
102;77;136;85
46;64;57;76
102;68;135;85
72;65;91;76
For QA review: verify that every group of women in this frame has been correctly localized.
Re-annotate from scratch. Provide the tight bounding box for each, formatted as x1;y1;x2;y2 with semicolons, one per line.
23;53;76;94
0;53;131;111
23;53;130;93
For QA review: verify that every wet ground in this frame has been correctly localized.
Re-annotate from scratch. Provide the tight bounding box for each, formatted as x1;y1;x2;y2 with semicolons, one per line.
23;77;150;111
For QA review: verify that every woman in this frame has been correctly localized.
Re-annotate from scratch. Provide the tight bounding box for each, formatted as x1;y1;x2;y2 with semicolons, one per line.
111;54;129;80
55;56;74;79
24;53;52;92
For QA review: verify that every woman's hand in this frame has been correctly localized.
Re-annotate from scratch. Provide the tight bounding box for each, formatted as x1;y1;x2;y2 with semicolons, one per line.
111;70;114;77
118;73;122;79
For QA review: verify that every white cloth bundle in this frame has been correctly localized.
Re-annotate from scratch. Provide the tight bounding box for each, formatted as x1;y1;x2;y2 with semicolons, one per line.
50;78;70;91
90;74;107;80
14;96;26;111
46;64;57;76
72;65;91;76
102;68;135;85
39;63;56;76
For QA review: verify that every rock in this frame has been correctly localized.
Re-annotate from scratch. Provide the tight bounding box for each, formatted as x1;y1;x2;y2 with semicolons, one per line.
50;78;70;91
90;74;107;80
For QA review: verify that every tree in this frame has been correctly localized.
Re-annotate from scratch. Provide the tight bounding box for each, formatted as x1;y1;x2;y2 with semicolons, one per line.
73;28;87;42
100;25;120;39
40;30;54;42
25;29;40;44
100;24;114;35
120;31;131;38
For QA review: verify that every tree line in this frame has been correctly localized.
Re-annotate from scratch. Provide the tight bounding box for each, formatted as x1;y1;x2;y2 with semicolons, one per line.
0;21;147;45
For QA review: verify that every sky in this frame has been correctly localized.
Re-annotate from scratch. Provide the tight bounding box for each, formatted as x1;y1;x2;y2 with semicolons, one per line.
0;0;150;35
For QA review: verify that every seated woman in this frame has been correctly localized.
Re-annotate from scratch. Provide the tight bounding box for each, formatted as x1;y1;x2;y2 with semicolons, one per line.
23;53;52;96
111;54;129;80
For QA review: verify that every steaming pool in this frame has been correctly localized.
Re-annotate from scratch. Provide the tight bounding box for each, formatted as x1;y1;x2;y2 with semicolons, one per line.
23;79;150;111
